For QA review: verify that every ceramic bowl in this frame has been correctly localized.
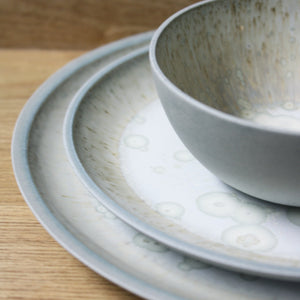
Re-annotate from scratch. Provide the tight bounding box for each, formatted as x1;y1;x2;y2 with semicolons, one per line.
150;0;300;206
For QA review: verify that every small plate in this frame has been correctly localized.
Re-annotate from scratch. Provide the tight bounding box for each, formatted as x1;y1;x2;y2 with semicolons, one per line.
64;46;300;280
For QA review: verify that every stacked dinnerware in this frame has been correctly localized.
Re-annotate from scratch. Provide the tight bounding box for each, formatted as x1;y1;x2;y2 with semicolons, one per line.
12;1;300;299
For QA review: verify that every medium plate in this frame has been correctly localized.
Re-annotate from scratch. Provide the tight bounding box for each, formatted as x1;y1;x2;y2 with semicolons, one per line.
12;32;300;300
64;46;300;280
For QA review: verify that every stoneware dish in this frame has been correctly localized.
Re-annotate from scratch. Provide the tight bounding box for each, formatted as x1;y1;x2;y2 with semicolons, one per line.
13;32;300;299
65;46;300;280
149;0;300;206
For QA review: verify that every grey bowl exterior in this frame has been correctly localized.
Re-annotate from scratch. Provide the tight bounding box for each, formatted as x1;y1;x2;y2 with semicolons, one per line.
151;74;300;206
149;0;300;206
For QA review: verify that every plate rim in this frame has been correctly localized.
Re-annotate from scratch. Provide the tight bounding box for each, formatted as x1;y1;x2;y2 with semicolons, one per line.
63;46;300;281
11;31;185;300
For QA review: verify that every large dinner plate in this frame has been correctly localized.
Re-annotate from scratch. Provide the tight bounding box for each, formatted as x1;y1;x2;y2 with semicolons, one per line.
12;32;300;300
64;46;300;280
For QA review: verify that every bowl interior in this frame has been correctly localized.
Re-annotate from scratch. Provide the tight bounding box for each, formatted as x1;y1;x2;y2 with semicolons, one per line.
155;0;300;129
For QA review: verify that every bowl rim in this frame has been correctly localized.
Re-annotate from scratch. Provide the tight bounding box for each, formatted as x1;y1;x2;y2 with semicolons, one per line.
149;0;300;137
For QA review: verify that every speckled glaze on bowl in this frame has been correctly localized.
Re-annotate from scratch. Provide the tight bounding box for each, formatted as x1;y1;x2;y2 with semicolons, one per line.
150;0;300;206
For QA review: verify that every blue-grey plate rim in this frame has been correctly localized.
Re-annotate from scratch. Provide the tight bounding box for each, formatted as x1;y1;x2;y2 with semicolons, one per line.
11;31;185;300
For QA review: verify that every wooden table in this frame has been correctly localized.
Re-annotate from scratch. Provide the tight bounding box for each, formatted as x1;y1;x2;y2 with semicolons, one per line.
0;1;196;299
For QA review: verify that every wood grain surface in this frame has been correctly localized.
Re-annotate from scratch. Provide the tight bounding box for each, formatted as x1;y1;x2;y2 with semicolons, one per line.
0;0;196;49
